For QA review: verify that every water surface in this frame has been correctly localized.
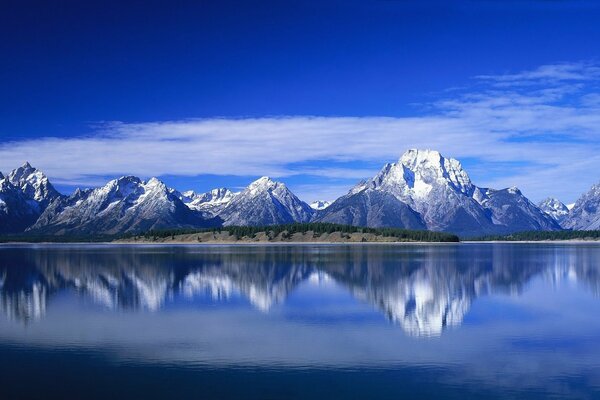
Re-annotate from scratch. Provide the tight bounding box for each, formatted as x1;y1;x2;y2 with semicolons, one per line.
0;243;599;399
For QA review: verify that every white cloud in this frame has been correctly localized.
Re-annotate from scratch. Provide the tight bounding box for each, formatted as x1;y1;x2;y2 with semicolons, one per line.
475;61;600;85
1;61;600;203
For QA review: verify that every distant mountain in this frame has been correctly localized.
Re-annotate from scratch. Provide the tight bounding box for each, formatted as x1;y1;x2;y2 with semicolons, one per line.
309;200;331;210
538;197;569;224
562;182;600;230
183;188;236;217
0;163;61;234
315;149;559;236
30;176;218;235
476;187;562;233
218;177;313;226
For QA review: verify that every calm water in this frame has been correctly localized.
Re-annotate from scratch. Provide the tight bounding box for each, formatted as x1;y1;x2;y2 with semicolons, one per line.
0;243;599;399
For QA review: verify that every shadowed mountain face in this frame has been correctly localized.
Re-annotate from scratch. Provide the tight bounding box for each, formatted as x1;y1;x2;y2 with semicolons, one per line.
0;163;61;234
1;244;598;336
562;182;600;230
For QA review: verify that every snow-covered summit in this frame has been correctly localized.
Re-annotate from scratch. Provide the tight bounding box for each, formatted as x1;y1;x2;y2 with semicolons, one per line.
184;187;236;217
538;197;569;223
7;161;60;208
219;177;313;226
310;200;331;210
362;149;475;205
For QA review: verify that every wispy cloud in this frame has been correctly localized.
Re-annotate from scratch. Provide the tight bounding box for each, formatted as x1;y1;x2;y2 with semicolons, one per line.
475;61;600;85
1;61;599;203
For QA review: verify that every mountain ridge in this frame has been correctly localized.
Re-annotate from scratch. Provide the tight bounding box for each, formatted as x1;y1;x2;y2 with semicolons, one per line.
1;150;598;237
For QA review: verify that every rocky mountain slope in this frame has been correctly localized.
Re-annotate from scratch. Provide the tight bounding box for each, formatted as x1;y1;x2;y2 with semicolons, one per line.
562;182;600;230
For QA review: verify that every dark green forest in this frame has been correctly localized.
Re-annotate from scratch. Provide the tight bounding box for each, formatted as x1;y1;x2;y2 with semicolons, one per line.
476;230;600;241
131;223;460;242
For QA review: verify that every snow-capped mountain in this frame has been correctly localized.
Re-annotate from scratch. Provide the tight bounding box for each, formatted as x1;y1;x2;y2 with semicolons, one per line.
30;176;218;235
7;162;60;210
184;188;236;217
218;177;313;226
0;163;61;234
309;200;331;210
538;197;569;223
562;182;600;230
315;149;559;236
0;175;40;234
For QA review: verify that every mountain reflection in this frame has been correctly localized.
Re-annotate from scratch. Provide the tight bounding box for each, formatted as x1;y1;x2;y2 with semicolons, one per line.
0;244;598;336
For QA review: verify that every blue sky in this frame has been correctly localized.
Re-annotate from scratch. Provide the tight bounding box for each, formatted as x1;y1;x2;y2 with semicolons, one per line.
1;0;600;203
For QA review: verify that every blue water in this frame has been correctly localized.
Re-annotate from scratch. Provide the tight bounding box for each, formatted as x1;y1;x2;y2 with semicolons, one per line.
0;243;599;399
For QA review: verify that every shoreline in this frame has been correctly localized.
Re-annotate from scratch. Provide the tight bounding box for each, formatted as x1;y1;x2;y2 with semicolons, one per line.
1;239;600;245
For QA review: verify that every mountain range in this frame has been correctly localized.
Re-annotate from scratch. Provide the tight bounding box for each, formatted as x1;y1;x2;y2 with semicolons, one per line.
1;149;598;237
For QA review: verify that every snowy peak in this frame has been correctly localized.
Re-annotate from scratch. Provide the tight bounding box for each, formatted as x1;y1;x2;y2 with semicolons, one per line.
538;197;569;222
247;176;280;192
365;149;474;201
219;177;313;226
7;162;60;207
310;200;331;210
0;171;4;181
195;188;235;204
398;149;474;195
184;187;236;217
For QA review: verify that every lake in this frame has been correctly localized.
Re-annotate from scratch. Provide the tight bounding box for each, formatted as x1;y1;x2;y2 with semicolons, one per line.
0;243;599;399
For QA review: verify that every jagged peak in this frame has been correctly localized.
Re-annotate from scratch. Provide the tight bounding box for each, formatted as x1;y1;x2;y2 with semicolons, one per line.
145;177;164;187
539;197;567;207
400;148;443;164
9;162;39;180
110;175;142;185
507;186;521;195
310;200;331;210
365;149;473;197
0;171;4;180
247;176;280;191
399;149;466;175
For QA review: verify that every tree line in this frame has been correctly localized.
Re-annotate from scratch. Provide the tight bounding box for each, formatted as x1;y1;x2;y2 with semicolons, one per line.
133;223;460;242
476;230;600;241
